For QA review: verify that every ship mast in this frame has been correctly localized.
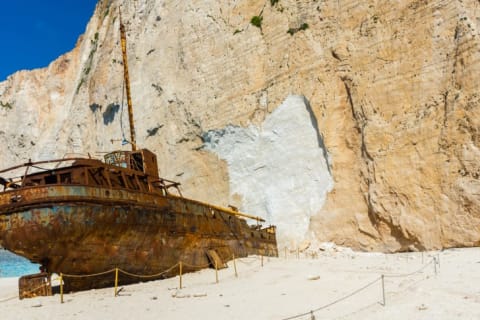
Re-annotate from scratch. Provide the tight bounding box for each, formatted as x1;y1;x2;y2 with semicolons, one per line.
119;9;137;151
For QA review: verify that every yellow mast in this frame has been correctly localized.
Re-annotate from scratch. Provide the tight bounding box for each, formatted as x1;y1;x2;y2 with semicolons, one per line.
119;9;137;151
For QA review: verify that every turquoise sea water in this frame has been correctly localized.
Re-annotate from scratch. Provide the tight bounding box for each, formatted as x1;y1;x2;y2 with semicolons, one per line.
0;250;40;277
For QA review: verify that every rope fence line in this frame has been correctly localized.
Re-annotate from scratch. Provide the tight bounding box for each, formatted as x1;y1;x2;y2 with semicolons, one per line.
54;253;268;303
332;258;439;320
383;258;435;278
61;268;117;278
282;247;442;265
2;248;441;319
180;261;211;269
280;257;440;320
117;263;179;279
281;277;383;320
54;251;439;317
236;257;260;266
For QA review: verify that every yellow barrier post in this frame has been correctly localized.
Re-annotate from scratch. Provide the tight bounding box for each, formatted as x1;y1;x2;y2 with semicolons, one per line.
215;260;219;284
114;268;119;297
284;247;287;259
60;273;64;304
297;248;300;259
179;262;183;289
261;255;264;267
233;254;238;278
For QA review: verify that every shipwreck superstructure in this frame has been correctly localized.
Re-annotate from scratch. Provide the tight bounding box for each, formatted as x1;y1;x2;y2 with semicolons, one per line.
0;12;277;292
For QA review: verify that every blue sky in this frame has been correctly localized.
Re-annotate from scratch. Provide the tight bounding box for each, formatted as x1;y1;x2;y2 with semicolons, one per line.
0;1;98;81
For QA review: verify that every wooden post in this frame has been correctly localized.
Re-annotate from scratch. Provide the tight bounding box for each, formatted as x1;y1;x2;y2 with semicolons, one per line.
381;275;386;306
179;262;183;289
114;268;119;297
60;273;64;304
421;251;424;264
434;257;437;275
215;260;219;284
261;255;264;267
233;254;238;278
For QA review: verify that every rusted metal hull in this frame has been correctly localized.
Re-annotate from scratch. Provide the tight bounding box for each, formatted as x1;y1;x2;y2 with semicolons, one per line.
0;185;277;291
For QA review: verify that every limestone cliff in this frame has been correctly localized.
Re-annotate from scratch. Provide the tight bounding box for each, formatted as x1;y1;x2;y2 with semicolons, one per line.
0;0;479;251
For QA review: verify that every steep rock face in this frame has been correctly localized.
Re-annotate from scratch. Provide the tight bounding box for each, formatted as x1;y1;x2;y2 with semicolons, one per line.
0;0;479;251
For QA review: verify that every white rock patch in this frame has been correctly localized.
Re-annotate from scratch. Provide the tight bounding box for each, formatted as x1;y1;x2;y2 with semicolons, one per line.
202;95;334;245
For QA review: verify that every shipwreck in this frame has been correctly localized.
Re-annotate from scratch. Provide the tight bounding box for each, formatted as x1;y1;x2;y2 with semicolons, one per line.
0;13;277;293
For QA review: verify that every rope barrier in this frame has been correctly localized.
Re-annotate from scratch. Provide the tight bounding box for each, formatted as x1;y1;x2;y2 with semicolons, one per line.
61;268;116;278
56;256;237;302
60;262;182;281
235;255;258;260
181;261;211;269
118;263;179;279
281;257;439;320
1;248;441;320
236;257;259;266
383;258;434;278
281;277;382;320
2;253;265;303
3;250;440;319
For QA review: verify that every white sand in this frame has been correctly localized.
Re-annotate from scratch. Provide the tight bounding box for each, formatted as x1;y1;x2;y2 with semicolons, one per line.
1;248;479;319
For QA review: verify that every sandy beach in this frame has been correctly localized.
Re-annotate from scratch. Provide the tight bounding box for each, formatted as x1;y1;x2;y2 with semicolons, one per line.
1;247;479;319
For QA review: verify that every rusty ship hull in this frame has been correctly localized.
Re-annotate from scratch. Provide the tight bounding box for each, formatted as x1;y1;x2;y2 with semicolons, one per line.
0;155;277;291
